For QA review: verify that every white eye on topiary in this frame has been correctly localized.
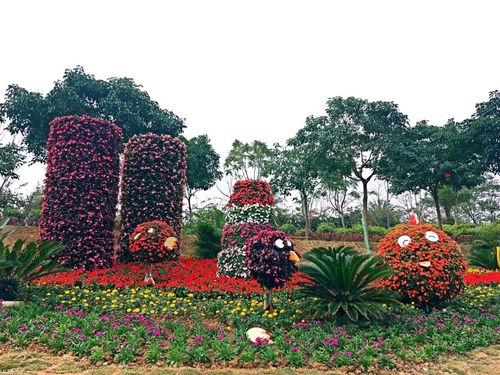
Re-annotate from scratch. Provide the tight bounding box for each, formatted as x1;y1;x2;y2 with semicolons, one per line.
287;240;292;247
147;228;155;234
274;239;285;249
425;231;439;242
397;235;412;247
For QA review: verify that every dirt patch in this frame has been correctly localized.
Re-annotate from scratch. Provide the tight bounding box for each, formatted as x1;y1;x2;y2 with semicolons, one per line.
0;344;499;374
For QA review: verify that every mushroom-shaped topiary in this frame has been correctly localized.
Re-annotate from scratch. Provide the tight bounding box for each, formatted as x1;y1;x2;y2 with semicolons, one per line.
378;219;466;311
245;229;299;312
129;220;179;263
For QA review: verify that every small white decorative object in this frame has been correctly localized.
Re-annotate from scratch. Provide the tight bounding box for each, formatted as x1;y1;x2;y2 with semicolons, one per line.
424;231;439;242
419;261;432;268
246;327;273;344
147;228;155;234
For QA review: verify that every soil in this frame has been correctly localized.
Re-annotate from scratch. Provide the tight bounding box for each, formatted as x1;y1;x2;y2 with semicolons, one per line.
0;344;499;374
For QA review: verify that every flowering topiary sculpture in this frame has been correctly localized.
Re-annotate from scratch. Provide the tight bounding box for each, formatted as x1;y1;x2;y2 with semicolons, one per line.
119;134;187;262
130;220;179;263
40;115;121;270
217;180;275;278
246;229;299;312
378;215;466;311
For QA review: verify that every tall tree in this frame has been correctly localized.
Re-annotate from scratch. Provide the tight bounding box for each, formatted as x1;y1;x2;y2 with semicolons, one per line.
0;66;185;163
379;121;483;228
324;177;359;228
224;140;273;180
267;140;348;238
293;97;408;237
462;90;500;174
184;135;223;221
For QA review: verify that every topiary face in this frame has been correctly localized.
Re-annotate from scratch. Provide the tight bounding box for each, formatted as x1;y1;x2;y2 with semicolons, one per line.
129;220;179;263
245;230;299;290
378;223;466;305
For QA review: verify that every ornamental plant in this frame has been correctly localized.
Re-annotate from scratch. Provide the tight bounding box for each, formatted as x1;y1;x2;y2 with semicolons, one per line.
39;115;121;270
119;134;187;262
129;221;179;263
378;223;467;309
246;229;299;311
227;180;274;207
297;246;399;322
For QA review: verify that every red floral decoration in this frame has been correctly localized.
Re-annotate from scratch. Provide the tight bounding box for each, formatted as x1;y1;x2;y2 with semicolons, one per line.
129;220;179;263
39;115;121;270
221;222;272;249
227;180;274;207
378;223;467;306
118;134;187;262
246;229;298;290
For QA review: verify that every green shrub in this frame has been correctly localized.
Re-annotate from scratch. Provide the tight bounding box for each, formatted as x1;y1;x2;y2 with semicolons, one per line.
279;223;297;234
316;222;336;233
442;224;477;236
334;225;387;235
295;228;306;236
0;219;65;300
468;240;499;270
193;222;222;259
297;246;399;322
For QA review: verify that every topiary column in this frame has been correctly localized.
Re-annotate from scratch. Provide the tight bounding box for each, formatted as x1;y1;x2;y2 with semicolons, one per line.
217;180;275;278
39;115;122;270
118;133;187;262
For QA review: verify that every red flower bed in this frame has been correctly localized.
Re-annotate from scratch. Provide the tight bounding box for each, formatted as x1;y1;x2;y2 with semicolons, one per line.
464;271;500;285
35;258;309;294
34;259;499;294
227;180;274;207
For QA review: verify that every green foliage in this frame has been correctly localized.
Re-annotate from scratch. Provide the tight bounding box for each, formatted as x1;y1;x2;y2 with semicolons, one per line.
0;275;21;300
184;135;223;219
279;223;297;234
193;222;222;259
442;224;477;236
224;139;273;180
316;222;336;233
0;66;184;162
297;246;399;322
0;219;66;300
468;240;499;270
0;143;25;185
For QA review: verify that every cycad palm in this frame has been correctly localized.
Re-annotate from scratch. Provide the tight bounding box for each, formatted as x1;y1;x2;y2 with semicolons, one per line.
297;246;399;322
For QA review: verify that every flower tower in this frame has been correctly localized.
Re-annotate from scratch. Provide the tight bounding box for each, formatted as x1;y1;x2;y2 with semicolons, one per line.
217;180;275;278
40;115;121;270
378;215;466;311
118;133;187;262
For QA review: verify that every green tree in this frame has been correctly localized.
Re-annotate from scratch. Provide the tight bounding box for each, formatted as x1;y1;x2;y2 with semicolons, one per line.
0;66;185;162
184;135;223;221
0;143;25;193
379;121;483;228
293;97;408;239
267;140;347;238
463;90;500;173
224;140;273;180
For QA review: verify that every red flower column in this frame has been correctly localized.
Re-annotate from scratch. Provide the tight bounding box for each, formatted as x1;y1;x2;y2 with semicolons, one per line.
118;133;187;262
40;115;122;270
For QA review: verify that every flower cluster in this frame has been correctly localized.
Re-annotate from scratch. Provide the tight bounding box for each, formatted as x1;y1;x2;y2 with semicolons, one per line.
39;115;121;270
129;221;179;263
378;223;467;305
216;246;249;278
119;134;187;262
225;204;274;225
246;230;298;290
227;180;274;207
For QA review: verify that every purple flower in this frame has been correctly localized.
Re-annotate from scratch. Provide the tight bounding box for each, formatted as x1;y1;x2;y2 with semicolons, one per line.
290;346;299;352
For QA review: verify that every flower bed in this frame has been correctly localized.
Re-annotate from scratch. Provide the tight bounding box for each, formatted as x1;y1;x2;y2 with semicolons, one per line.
309;232;473;243
35;259;499;293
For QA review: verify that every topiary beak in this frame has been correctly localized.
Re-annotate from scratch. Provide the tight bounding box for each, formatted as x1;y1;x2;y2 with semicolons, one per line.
164;237;178;250
289;250;300;263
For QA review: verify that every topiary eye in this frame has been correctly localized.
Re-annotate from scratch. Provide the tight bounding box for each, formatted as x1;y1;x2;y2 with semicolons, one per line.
397;235;412;247
286;240;292;247
274;239;285;249
425;231;439;242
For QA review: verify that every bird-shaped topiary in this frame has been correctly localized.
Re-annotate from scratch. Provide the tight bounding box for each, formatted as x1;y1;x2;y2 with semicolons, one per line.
245;229;299;312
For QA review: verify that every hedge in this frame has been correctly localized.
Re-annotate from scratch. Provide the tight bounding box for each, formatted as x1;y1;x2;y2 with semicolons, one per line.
39;115;121;270
118;133;187;262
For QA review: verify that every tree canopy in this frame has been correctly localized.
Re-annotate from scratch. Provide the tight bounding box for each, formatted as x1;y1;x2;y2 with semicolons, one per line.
0;66;185;163
223;140;273;180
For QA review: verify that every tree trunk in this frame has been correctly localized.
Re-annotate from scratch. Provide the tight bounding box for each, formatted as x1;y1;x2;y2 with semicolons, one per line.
186;190;194;223
431;188;443;229
301;190;311;238
339;211;346;228
361;179;369;233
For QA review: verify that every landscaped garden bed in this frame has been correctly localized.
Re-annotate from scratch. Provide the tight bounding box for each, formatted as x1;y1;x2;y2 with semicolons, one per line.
1;262;499;370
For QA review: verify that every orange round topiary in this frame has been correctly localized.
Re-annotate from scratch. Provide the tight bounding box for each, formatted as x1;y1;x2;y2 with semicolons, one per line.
129;220;179;263
378;223;466;306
